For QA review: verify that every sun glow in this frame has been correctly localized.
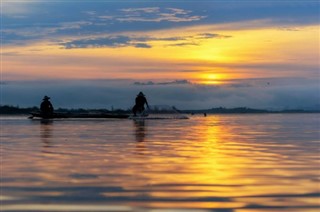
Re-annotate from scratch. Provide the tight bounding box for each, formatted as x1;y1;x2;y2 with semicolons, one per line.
2;24;318;82
196;73;226;85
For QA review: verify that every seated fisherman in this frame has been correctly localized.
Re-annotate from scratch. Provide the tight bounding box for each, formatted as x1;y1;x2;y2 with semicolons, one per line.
40;95;54;117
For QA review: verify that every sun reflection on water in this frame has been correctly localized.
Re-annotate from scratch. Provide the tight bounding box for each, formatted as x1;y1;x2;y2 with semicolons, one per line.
1;114;320;211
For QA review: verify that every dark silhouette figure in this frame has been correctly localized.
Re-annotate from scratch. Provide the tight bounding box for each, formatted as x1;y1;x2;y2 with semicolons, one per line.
40;96;54;118
132;92;149;116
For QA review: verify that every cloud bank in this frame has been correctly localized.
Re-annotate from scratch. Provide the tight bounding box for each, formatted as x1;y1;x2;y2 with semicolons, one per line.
2;78;319;110
61;33;230;49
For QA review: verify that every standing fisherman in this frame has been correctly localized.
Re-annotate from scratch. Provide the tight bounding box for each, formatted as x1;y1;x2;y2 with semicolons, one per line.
132;92;149;116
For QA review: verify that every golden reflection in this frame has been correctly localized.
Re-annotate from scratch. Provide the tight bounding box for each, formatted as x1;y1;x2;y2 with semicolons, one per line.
182;116;237;181
3;116;318;210
140;116;259;208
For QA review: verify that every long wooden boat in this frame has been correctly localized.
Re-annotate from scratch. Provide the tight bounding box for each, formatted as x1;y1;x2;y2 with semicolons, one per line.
29;112;130;119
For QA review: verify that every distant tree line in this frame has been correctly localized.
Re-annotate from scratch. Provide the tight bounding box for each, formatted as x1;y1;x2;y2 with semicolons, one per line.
183;107;319;114
0;105;318;115
0;105;128;115
0;105;39;114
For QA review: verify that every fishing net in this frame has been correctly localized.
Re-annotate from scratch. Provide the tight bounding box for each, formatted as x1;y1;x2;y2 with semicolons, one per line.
130;105;188;119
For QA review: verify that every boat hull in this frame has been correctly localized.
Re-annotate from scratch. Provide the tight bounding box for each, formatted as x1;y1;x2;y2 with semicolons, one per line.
30;112;130;119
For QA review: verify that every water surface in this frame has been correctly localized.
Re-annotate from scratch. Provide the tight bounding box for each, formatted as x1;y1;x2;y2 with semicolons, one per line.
1;114;319;211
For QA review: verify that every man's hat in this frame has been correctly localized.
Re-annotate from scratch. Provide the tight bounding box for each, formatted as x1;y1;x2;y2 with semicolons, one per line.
43;95;50;100
138;92;144;96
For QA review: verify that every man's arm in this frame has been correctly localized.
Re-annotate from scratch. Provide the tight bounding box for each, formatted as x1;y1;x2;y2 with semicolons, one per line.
49;102;54;111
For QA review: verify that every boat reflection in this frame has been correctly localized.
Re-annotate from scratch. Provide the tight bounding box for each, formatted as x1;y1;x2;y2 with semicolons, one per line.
40;120;53;149
134;120;146;143
134;120;147;155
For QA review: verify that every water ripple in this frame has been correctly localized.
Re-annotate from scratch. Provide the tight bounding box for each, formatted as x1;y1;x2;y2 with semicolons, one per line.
1;114;319;211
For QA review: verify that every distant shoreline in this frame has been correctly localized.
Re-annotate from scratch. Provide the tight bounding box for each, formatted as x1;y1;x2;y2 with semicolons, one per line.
1;105;319;115
183;107;320;114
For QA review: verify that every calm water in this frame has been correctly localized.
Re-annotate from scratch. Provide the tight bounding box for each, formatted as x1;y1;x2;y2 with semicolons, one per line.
1;114;319;212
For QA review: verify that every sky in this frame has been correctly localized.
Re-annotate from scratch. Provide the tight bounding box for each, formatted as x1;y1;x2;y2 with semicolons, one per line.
1;0;319;110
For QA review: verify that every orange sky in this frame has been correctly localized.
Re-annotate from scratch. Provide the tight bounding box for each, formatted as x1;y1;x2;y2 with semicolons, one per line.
1;1;319;109
3;24;319;84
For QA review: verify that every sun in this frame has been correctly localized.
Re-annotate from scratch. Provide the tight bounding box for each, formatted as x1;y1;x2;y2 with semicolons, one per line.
197;73;225;85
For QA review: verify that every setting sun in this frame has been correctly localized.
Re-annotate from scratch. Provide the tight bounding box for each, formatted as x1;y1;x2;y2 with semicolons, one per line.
197;73;226;85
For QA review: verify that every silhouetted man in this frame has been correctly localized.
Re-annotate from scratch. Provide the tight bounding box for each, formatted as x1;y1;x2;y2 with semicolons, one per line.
40;96;54;117
132;92;149;116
